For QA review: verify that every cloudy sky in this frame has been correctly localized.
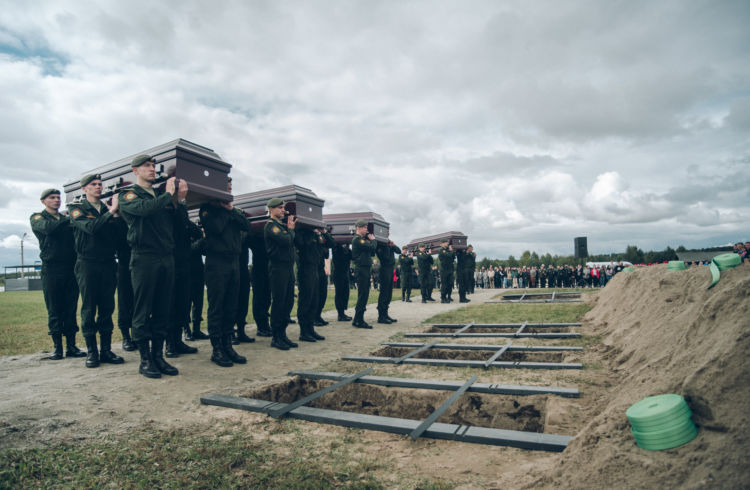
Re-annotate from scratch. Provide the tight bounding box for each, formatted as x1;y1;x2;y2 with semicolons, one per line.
1;0;748;267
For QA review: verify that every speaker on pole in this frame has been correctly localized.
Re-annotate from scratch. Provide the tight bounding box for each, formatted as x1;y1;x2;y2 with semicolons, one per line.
574;237;588;258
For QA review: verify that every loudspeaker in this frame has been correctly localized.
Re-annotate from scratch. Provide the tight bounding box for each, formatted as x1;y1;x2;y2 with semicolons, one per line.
574;237;588;258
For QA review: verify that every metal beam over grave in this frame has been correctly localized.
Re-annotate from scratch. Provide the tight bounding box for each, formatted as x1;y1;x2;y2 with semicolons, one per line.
406;322;582;339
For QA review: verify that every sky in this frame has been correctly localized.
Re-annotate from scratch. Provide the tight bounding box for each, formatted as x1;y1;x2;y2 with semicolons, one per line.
1;0;749;268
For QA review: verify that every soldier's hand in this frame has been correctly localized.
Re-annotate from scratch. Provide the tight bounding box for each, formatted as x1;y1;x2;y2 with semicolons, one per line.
221;201;233;210
177;179;189;200
165;177;177;195
449;245;453;251
367;233;375;241
288;215;297;230
388;240;394;246
109;194;120;212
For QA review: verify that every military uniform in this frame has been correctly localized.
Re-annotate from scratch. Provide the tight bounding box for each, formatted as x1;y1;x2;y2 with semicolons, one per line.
376;241;401;322
199;202;252;366
265;213;297;349
314;231;335;325
416;248;434;302
351;231;377;328
187;235;208;339
30;201;84;359
233;232;256;343
119;179;179;378
455;249;470;302
398;252;414;302
113;219;136;351
332;243;352;319
248;234;271;336
69;196;123;367
294;228;325;341
437;245;456;302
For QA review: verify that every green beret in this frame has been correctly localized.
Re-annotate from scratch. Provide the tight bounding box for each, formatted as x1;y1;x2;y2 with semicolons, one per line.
40;188;60;200
131;154;154;168
80;174;102;187
440;238;449;243
468;244;473;248
355;219;368;227
266;197;284;208
418;242;426;248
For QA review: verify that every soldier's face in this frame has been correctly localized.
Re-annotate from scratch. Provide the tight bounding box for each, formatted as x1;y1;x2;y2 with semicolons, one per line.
83;180;103;199
269;206;284;220
134;162;156;182
356;225;367;236
42;194;61;211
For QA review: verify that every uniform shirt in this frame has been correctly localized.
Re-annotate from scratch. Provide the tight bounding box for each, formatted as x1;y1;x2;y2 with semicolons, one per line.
118;184;176;255
331;244;352;277
68;199;118;261
199;204;252;257
30;210;76;265
456;249;468;271
416;251;433;276
294;227;320;266
264;217;295;264
317;231;335;271
376;242;400;268
438;247;456;273
351;234;377;269
174;206;202;262
399;254;414;273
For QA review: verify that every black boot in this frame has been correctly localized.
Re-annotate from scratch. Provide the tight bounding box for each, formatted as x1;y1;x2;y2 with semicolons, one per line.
121;328;137;351
310;327;325;341
236;324;255;343
151;338;178;375
48;333;64;360
137;340;161;378
99;331;124;364
406;293;412;303
337;311;352;321
271;332;290;350
377;315;392;324
184;324;194;341
223;334;247;364
84;335;99;368
192;322;209;340
231;329;240;345
387;315;397;323
281;329;298;348
299;323;317;342
314;317;329;326
165;331;179;358
65;333;86;358
210;337;233;366
256;325;272;337
175;332;198;354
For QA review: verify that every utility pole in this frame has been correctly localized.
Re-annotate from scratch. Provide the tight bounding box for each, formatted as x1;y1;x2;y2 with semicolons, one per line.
20;233;26;278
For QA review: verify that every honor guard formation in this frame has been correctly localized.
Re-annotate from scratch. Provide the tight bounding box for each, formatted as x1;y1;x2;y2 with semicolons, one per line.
31;154;477;379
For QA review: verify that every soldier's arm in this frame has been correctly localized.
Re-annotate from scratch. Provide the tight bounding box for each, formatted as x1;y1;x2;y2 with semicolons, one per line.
230;208;253;232
69;205;114;235
200;206;231;236
119;191;172;217
30;214;70;235
322;231;336;248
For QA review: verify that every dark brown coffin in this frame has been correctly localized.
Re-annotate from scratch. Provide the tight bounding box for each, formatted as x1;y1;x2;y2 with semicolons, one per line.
406;231;468;253
323;212;390;244
233;185;325;235
63;139;232;209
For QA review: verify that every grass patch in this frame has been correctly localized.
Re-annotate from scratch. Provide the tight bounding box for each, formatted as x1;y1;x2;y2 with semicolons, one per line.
0;288;379;357
424;302;593;325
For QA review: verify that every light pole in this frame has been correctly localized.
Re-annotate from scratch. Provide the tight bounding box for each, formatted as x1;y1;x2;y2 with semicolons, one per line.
20;233;27;278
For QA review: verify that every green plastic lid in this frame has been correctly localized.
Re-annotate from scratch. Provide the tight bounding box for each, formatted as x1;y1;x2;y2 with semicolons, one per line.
627;394;698;451
626;394;688;424
708;253;742;289
622;267;635;272
628;404;692;432
667;261;687;270
632;423;698;451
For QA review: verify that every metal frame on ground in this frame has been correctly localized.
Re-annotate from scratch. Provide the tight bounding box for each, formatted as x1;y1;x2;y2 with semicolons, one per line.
485;291;583;303
406;321;581;339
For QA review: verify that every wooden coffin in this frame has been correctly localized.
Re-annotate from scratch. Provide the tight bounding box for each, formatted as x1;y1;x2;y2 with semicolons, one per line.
324;212;390;244
406;231;468;253
63;138;233;209
233;185;325;235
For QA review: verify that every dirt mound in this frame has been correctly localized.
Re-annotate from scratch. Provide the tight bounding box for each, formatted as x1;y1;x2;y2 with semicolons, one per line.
536;264;750;489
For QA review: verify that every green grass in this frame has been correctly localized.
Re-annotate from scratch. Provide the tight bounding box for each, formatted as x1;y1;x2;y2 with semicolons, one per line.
0;422;390;489
0;288;379;357
423;302;593;325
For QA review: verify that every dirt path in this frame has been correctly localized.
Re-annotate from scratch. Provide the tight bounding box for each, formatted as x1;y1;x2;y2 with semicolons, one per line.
0;289;500;450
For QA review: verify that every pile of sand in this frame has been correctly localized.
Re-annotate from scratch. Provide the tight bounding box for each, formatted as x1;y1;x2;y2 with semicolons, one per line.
536;263;750;488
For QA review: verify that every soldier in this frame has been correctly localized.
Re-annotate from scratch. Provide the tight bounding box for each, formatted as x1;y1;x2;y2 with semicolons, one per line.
165;197;201;357
437;239;456;303
294;227;326;342
313;229;335;326
467;245;476;293
233;231;256;344
351;219;377;328
248;233;272;337
455;246;471;303
199;189;253;367
416;243;434;303
186;230;209;340
31;189;86;360
113;218;136;351
376;236;401;323
264;198;298;350
119;155;186;379
332;242;353;320
398;246;414;302
69;174;124;368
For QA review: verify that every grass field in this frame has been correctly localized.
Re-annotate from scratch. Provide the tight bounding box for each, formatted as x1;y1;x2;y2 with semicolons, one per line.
0;288;380;357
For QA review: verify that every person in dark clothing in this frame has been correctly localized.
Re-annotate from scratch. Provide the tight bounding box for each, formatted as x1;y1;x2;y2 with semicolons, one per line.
331;242;352;320
351;219;377;328
437;240;456;303
233;231;256;344
248;234;272;337
186;233;209;341
376;237;401;323
416;243;435;303
399;247;414;302
265;198;298;350
313;229;335;326
113;219;136;351
294;227;327;342
31;189;86;360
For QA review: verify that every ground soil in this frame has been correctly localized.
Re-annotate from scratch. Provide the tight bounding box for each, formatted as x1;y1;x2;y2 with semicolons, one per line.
1;264;748;488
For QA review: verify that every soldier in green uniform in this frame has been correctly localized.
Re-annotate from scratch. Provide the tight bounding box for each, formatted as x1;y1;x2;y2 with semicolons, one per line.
265;198;298;350
416;243;434;303
466;245;476;294
455;246;471;303
199;187;253;367
186;231;209;340
248;233;272;337
331;242;352;321
233;231;256;343
376;236;401;323
294;227;326;342
351;219;377;328
437;239;456;303
113;218;136;351
165;199;201;357
31;189;86;360
119;155;186;379
313;229;335;326
69;174;124;368
399;246;414;302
